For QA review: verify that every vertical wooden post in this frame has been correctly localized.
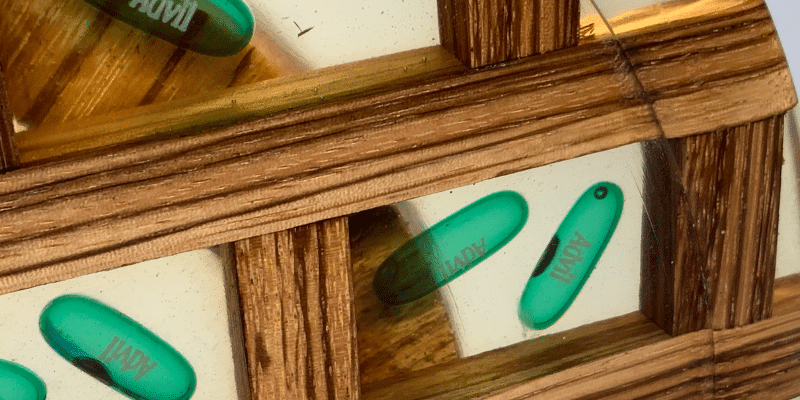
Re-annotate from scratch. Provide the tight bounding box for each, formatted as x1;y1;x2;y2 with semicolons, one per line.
234;217;359;400
437;0;580;68
642;116;784;335
0;65;19;170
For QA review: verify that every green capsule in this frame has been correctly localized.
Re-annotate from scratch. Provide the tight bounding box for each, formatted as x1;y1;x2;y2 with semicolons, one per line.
40;295;196;400
519;182;623;330
82;0;254;56
373;191;528;305
0;359;46;400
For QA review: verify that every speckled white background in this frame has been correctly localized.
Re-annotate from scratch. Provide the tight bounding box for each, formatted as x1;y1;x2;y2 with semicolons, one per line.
0;247;242;399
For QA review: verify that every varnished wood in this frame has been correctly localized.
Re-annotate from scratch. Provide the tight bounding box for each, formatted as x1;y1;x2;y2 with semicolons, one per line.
0;0;302;130
476;330;715;400
361;312;673;400
437;0;580;68
0;65;19;170
642;115;783;335
233;217;358;400
348;207;458;386
0;3;793;296
713;274;800;399
16;46;467;164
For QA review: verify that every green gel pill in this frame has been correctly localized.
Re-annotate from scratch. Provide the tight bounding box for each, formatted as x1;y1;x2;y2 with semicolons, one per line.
0;359;46;400
373;191;528;305
40;295;196;400
519;182;623;330
81;0;254;56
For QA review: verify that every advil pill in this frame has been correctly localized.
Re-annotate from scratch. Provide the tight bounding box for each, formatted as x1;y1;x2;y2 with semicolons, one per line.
373;191;528;305
81;0;254;56
40;294;196;400
0;359;46;400
519;182;623;330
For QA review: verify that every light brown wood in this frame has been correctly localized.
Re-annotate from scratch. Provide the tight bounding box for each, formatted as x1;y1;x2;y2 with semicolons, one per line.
437;0;580;68
0;3;793;296
348;207;458;386
361;312;673;400
16;46;467;164
713;274;800;399
476;329;715;400
0;0;303;131
642;115;783;335
233;217;358;400
0;65;19;170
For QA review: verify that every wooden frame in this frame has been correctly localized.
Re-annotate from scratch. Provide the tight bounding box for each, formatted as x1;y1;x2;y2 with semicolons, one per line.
1;0;799;399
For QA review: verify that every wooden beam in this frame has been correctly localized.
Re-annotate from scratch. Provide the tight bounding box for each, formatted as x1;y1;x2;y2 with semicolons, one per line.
437;0;580;68
16;46;467;164
0;64;19;170
712;274;800;399
0;3;793;296
476;330;715;400
642;115;784;335
233;217;359;400
361;312;671;400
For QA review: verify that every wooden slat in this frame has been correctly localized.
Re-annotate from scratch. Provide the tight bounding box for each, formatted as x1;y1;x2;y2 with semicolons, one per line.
17;46;467;164
0;3;793;296
233;217;358;400
476;330;715;400
0;65;19;170
642;115;784;335
437;0;581;68
361;312;671;400
713;275;800;399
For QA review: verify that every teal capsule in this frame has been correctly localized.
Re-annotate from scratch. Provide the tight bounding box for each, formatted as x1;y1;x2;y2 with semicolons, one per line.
40;295;196;400
82;0;254;56
0;359;46;400
373;191;528;305
519;182;623;330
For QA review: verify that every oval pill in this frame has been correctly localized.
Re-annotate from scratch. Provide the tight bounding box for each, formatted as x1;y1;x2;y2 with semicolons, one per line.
82;0;254;56
0;359;46;400
373;191;528;305
40;294;196;400
519;182;623;330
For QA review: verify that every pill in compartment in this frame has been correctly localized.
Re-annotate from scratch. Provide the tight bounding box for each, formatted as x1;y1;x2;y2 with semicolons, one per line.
81;0;254;56
373;191;528;305
40;294;196;400
519;182;623;329
0;359;46;400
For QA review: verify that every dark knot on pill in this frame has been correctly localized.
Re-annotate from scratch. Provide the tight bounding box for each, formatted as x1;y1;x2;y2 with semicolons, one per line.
74;357;114;386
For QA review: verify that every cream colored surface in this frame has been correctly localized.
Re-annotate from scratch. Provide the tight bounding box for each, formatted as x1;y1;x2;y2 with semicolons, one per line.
0;247;242;399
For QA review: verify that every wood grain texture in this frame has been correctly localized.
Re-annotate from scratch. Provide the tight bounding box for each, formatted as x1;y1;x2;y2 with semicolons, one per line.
642;115;783;335
0;65;19;170
348;207;458;386
233;217;358;400
475;330;715;400
0;2;793;296
713;274;800;400
437;0;581;68
360;312;673;400
17;46;467;164
0;0;302;130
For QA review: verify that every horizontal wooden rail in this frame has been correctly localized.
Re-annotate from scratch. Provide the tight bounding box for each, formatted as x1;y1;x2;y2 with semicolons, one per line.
16;46;468;164
0;2;793;295
361;312;671;400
